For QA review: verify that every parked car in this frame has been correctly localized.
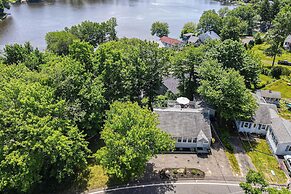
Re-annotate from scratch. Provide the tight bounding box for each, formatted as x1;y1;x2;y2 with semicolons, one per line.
284;155;291;175
278;60;291;66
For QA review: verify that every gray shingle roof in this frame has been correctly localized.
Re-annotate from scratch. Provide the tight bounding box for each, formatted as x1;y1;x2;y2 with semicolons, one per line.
271;114;291;144
198;31;220;43
188;36;199;43
162;76;179;94
252;103;278;124
256;90;281;99
154;108;212;141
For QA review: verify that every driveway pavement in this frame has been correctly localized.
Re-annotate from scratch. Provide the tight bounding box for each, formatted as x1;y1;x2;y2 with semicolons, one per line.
149;142;240;181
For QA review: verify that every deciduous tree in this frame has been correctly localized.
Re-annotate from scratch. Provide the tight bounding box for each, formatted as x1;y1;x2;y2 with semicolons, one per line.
151;21;170;37
197;10;222;34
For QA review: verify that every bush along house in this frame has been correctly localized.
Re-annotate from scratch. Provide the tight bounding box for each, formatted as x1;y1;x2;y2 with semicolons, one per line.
154;97;212;153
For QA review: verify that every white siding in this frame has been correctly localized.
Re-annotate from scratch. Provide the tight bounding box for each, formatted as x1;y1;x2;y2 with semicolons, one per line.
174;136;210;153
236;121;268;135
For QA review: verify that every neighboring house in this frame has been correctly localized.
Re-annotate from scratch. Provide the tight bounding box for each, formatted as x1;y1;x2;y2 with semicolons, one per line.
159;76;180;95
182;33;200;46
235;102;278;135
159;36;183;48
198;31;220;44
154;99;212;153
255;90;281;106
283;35;291;50
266;109;291;156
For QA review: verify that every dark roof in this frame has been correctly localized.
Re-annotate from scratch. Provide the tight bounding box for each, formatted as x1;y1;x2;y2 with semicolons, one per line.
252;103;278;124
162;76;179;94
271;111;291;143
160;36;182;45
256;90;281;99
154;108;212;141
285;35;291;43
198;31;220;43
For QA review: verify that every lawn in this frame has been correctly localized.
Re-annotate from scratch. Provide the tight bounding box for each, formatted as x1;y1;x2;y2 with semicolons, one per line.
263;79;291;99
279;101;291;120
87;165;108;190
242;139;287;184
251;44;291;70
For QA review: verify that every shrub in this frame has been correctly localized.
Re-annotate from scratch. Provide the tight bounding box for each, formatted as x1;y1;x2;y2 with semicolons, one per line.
270;66;291;79
254;33;263;44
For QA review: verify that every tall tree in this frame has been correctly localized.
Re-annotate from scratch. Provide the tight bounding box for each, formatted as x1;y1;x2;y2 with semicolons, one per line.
207;40;260;88
197;10;222;34
0;69;89;193
221;16;245;41
180;22;197;38
96;102;175;181
151;21;170;37
198;60;257;120
171;46;204;99
66;18;118;47
94;38;169;109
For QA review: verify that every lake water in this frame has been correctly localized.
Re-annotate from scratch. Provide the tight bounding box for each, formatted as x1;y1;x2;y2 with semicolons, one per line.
0;0;233;49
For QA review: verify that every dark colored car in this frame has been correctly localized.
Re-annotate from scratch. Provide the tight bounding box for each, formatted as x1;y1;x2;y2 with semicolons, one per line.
278;60;291;66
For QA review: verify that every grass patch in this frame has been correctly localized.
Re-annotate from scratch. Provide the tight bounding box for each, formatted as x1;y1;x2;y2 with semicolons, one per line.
279;100;291;120
87;165;108;190
251;44;291;70
257;74;274;88
242;139;287;184
263;79;291;99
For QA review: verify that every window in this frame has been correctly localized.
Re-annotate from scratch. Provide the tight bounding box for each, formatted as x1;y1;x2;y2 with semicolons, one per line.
244;122;249;128
241;122;244;128
262;125;266;130
197;147;203;151
177;138;182;143
258;124;262;130
248;123;252;128
193;138;197;143
253;124;257;128
188;139;192;143
183;138;187;143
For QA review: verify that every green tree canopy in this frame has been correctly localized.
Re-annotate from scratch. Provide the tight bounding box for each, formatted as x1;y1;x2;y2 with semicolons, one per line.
197;10;222;34
207;40;260;88
197;60;257;120
221;16;246;41
180;22;197;38
96;101;175;181
151;21;170;37
0;65;89;193
170;45;204;99
66;18;118;47
45;31;78;55
2;42;44;70
94;38;169;108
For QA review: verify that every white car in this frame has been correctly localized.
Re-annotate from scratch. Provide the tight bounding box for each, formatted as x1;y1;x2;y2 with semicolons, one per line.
284;155;291;175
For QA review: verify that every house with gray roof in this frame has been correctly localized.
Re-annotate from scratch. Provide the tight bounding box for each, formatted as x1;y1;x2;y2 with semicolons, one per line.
235;102;278;135
255;90;281;106
154;99;212;153
198;31;220;44
266;109;291;155
159;76;180;95
283;35;291;50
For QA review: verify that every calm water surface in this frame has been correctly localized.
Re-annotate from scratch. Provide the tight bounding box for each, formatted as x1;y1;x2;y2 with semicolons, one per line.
0;0;233;49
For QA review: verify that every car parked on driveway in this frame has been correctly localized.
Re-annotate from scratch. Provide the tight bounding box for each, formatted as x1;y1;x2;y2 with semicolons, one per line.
278;60;291;66
284;155;291;175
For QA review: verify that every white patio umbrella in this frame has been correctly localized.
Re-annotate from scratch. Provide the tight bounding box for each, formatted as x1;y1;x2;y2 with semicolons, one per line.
176;97;190;105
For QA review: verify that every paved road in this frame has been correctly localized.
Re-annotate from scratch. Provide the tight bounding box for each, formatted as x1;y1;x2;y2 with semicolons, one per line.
89;181;243;194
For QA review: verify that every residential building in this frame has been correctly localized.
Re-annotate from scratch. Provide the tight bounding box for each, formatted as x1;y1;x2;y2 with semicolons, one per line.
255;90;281;106
198;31;220;44
159;76;180;95
283;35;291;50
235;102;278;135
266;109;291;156
159;36;183;48
182;33;200;46
154;99;212;153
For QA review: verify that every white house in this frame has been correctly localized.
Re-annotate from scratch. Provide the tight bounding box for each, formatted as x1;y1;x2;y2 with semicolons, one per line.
283;35;291;50
255;90;281;106
235;103;278;135
266;109;291;156
154;99;212;153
